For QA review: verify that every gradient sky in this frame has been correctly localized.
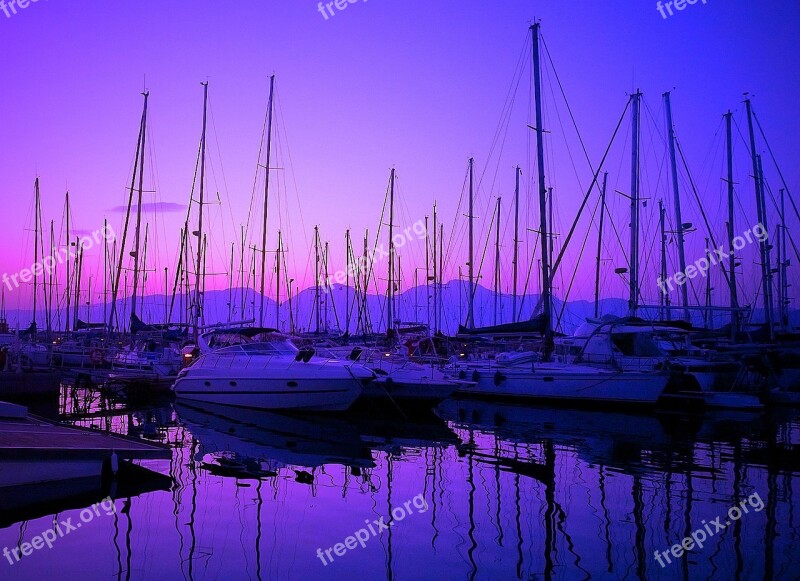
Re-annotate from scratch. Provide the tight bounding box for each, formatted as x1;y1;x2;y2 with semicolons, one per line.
1;0;798;323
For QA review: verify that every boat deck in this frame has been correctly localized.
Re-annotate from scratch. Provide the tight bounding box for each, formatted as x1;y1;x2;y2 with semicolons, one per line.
0;409;170;460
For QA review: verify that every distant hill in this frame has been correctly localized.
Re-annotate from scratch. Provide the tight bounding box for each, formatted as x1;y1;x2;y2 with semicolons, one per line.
5;280;797;335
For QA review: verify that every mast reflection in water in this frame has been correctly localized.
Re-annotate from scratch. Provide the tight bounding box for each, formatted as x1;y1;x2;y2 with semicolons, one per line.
1;385;798;580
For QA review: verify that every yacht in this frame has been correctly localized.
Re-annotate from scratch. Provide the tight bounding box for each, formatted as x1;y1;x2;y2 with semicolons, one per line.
107;338;182;389
172;330;374;411
323;344;460;406
451;357;674;406
555;317;760;409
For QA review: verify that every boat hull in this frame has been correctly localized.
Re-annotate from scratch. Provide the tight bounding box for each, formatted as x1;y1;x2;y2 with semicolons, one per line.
453;364;672;405
173;374;365;411
362;375;457;405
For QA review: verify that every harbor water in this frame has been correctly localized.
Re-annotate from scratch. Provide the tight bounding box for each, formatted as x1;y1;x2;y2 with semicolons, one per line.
1;384;799;580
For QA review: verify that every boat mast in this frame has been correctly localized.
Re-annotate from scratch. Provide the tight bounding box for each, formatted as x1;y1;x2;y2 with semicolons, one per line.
397;253;402;325
387;168;396;334
109;94;146;333
345;228;351;335
103;217;108;332
314;225;321;334
164;266;168;324
65;192;71;333
129;92;149;330
259;75;276;328
466;158;475;330
745;98;774;341
73;239;83;327
494;197;501;325
202;234;208;325
659;200;670;321
724;111;739;341
228;242;234;323
531;23;553;358
512;166;521;323
48;219;54;336
240;225;246;320
628;90;642;319
704;238;712;327
186;234;191;325
432;203;438;332
758;153;775;338
425;216;431;330
32;178;40;339
192;82;209;341
779;188;789;331
86;276;92;324
362;229;369;335
664;92;690;322
595;172;608;319
324;241;330;333
275;230;282;330
548;187;554;272
439;223;444;332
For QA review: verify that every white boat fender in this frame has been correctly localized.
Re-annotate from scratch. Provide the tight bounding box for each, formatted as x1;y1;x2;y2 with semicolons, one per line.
494;372;506;386
110;450;119;476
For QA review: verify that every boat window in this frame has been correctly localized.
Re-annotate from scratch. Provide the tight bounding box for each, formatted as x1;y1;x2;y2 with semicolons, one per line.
240;342;298;355
611;333;661;357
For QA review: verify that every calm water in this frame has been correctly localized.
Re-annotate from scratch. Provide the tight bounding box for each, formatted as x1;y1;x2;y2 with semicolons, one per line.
2;386;799;580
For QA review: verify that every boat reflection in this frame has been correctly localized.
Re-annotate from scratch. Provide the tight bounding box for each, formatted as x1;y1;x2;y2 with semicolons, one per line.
174;401;375;475
1;384;797;579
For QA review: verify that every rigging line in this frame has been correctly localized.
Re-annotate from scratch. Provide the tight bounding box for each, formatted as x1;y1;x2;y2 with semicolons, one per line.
753;109;800;231
600;134;631;270
548;98;631;285
207;95;236;263
244;84;273;249
443;165;470;277
474;32;529;194
639;208;662;304
470;198;499;320
541;52;583;195
356;177;392;331
144;119;165;272
675;137;731;290
515;230;541;320
169;130;202;321
763;177;800;274
540;33;595;176
275;90;311;264
555;192;601;330
471;176;500;296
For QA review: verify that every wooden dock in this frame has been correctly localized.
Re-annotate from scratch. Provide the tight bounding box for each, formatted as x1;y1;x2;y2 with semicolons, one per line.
0;401;171;489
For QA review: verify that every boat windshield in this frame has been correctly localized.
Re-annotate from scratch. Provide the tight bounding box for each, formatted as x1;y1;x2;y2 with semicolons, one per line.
217;341;298;356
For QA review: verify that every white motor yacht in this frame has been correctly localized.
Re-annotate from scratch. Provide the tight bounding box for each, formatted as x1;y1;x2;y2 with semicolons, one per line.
173;332;374;411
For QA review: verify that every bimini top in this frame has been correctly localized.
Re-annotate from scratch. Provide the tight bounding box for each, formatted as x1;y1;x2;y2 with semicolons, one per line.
201;328;288;351
206;327;280;338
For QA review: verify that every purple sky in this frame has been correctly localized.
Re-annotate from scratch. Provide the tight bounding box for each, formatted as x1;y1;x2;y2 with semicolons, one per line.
1;0;798;321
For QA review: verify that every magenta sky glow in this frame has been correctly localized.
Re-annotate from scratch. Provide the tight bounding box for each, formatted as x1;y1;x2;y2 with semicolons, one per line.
1;1;798;324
